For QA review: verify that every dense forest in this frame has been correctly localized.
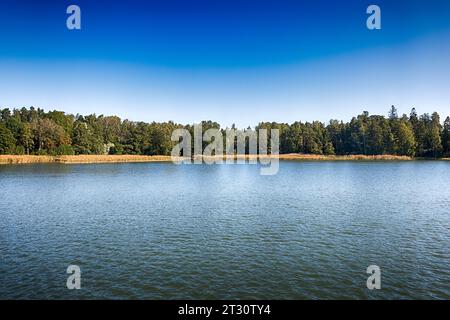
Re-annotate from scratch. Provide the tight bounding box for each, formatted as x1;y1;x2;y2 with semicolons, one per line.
0;106;449;158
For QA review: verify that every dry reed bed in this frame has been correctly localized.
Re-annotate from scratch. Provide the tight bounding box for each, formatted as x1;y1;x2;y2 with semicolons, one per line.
0;155;173;164
277;154;413;161
0;154;414;165
0;155;56;164
194;154;413;161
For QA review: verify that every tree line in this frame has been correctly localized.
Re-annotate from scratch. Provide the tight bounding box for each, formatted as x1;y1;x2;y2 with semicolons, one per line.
0;106;449;158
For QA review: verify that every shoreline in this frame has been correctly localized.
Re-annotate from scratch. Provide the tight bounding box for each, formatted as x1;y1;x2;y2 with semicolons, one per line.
0;154;432;165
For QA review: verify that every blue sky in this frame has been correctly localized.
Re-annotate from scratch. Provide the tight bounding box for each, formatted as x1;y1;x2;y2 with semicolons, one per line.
0;0;450;127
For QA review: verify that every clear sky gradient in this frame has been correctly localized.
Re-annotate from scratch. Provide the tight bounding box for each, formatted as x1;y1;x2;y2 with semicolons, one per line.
1;0;450;127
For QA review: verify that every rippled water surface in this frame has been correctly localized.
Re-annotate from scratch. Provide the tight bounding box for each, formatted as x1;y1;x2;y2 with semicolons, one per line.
0;161;449;299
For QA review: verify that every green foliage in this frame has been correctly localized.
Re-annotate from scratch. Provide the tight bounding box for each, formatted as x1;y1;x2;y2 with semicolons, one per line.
72;121;103;154
14;145;26;155
430;112;443;158
55;144;75;155
396;121;416;157
0;123;16;154
31;118;71;154
442;117;450;156
19;123;34;155
0;106;448;158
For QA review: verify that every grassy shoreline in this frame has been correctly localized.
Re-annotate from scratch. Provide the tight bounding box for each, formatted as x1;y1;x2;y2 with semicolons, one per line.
0;154;422;165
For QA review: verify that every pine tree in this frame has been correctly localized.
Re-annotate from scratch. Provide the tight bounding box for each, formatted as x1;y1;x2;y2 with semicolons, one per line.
430;112;443;158
443;117;450;156
388;105;398;120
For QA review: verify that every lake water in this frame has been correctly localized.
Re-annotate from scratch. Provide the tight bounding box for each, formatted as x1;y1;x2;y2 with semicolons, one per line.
0;161;449;299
